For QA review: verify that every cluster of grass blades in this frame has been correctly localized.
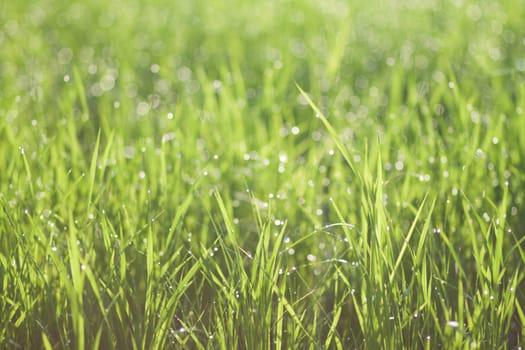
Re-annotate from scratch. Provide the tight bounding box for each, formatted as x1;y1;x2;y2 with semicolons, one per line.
1;0;525;348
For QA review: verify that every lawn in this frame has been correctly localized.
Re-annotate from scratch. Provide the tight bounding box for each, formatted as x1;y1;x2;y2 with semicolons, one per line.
1;0;524;348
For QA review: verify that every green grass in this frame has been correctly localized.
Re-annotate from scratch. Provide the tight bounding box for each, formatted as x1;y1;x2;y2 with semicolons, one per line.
1;0;525;348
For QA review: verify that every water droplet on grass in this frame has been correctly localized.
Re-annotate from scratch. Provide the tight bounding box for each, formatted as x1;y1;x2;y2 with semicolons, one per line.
162;133;175;143
150;64;160;73
475;148;484;158
307;254;316;262
57;47;73;64
212;80;222;92
136;102;150;116
446;320;459;328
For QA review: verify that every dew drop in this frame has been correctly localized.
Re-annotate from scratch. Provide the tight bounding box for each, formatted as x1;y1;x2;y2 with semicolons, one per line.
446;320;459;328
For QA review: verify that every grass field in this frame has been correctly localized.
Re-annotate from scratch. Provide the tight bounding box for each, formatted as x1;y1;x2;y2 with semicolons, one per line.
1;0;525;348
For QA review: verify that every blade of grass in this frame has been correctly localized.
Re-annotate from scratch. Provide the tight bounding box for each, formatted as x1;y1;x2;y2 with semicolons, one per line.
389;195;429;284
87;129;101;217
296;84;361;183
